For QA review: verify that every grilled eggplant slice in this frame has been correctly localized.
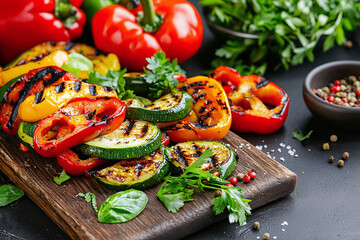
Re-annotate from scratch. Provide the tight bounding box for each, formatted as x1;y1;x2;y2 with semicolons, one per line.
77;119;161;160
126;91;193;123
169;140;237;178
93;146;169;190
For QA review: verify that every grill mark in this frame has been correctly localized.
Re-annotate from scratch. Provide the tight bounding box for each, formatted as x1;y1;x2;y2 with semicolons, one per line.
6;67;66;129
3;80;22;102
173;146;188;167
189;82;206;87
85;110;97;120
34;90;44;104
49;41;57;46
124;120;135;136
90;85;97;96
103;86;112;92
55;82;65;93
139;125;149;138
65;41;75;51
74;81;82;92
209;155;217;168
198;106;206;113
194;93;206;102
255;77;269;88
135;162;146;178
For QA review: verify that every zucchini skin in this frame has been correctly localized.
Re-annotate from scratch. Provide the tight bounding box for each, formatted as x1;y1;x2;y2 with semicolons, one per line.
93;146;169;190
169;140;237;178
123;73;151;96
17;121;34;149
22;121;37;137
78;120;161;160
126;91;193;123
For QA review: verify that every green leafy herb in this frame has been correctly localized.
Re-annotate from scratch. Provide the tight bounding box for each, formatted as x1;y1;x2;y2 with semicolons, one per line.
292;128;313;141
200;0;360;75
0;184;24;207
144;52;186;99
53;170;70;185
98;189;148;223
62;52;93;78
78;192;98;213
157;149;251;225
88;69;135;100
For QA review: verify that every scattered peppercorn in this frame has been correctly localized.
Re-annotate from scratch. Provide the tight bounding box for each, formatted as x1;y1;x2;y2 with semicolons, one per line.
322;142;330;151
229;177;238;186
344;40;353;48
253;221;260;230
248;170;257;179
338;159;344;167
330;134;338;142
343;152;350;160
313;75;360;107
236;173;244;181
215;190;222;197
263;233;270;240
328;156;335;163
243;175;251;183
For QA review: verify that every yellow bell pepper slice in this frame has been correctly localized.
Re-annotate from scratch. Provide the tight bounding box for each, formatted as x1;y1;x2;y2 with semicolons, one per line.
0;50;69;88
18;80;117;122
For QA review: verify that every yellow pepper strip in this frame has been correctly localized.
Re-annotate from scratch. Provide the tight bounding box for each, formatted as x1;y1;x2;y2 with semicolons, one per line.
79;53;121;79
0;50;69;88
18;80;117;122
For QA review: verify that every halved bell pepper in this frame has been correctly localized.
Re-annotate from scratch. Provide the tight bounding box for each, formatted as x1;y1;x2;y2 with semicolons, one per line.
0;50;69;88
162;76;232;142
33;97;126;158
210;66;289;134
0;66;78;135
57;149;106;176
19;80;117;122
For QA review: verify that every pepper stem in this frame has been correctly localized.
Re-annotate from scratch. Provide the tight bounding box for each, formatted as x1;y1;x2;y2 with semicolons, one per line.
138;0;163;33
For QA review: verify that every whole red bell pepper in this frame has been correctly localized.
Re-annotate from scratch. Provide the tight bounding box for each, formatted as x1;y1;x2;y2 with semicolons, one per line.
0;0;86;65
92;0;203;71
57;149;106;176
33;97;126;158
210;66;289;134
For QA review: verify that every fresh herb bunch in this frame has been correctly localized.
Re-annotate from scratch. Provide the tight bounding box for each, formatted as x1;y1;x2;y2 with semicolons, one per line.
157;149;251;225
144;52;186;99
200;0;360;75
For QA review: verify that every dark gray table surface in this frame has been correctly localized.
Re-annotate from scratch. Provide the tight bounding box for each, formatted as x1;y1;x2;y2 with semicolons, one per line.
1;1;360;240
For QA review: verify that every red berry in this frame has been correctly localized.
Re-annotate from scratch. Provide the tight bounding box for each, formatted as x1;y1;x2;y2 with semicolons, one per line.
312;89;316;93
334;80;340;86
212;171;220;178
342;98;348;103
356;90;360;97
330;86;341;92
229;177;238;185
328;95;335;103
225;183;234;187
243;175;251;183
248;171;257;179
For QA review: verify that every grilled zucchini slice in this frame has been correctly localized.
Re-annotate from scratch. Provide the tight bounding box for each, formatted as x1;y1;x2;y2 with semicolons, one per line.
126;91;193;123
22;121;37;137
169;141;237;178
17;121;34;149
77;119;161;160
93;146;169;190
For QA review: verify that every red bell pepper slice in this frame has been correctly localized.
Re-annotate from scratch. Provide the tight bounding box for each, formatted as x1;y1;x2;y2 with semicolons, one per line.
33;97;126;158
0;0;86;65
210;66;289;134
0;66;78;135
92;0;203;71
57;149;106;176
160;131;170;147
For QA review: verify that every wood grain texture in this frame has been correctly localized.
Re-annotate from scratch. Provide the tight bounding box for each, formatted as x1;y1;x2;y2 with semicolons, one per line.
0;131;296;240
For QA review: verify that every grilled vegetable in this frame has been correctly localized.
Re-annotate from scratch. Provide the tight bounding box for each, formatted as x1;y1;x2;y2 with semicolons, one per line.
17;121;34;149
163;76;232;142
126;91;192;123
0;66;78;135
169;140;237;178
0;76;22;105
19;80;117;122
0;50;69;88
77;119;161;160
22;121;37;137
93;146;169;190
33;97;126;158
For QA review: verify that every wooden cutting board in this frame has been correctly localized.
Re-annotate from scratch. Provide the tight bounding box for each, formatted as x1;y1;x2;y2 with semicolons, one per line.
0;131;296;240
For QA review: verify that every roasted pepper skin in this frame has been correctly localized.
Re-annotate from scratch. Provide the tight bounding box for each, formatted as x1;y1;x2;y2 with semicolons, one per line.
0;66;78;135
33;97;126;158
92;0;203;71
57;149;106;176
163;76;232;143
0;0;85;65
210;66;289;134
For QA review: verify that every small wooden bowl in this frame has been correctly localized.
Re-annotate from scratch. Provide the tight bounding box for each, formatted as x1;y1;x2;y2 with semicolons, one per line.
303;61;360;130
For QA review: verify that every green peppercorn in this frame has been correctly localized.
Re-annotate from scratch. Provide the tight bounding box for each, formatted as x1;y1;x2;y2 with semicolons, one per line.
263;233;270;240
237;173;244;181
322;142;330;151
338;159;344;167
328;156;335;163
253;221;260;230
343;152;350;160
330;135;338;142
349;76;357;83
334;97;341;104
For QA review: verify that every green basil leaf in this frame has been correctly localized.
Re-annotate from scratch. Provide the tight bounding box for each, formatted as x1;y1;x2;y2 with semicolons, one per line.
0;184;24;206
53;170;71;185
62;52;93;78
98;189;148;223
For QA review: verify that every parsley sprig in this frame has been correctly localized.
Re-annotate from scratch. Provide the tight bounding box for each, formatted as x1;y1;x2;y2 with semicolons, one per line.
144;52;186;99
157;149;251;225
200;0;360;75
292;128;313;142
